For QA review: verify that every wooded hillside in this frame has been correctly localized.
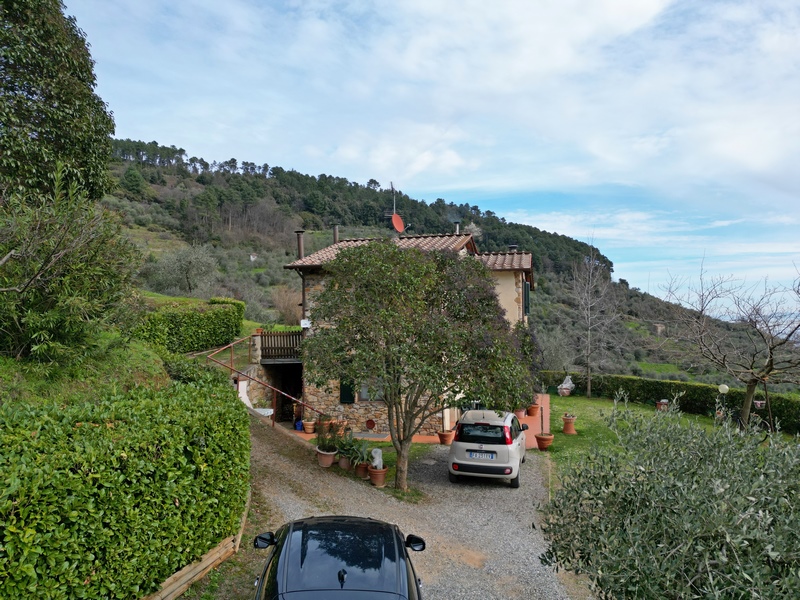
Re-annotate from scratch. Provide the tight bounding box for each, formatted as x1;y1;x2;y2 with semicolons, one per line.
108;138;785;391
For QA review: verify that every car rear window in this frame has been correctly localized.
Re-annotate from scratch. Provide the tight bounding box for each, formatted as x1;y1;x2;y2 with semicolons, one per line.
458;423;505;444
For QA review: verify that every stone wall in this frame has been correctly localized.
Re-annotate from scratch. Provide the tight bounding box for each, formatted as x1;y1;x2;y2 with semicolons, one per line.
303;381;444;435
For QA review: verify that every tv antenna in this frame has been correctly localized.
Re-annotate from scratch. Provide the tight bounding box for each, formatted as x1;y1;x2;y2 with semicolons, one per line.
389;182;407;233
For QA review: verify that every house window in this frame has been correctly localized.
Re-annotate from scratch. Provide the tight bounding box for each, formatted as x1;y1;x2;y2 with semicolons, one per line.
359;381;384;402
340;381;355;404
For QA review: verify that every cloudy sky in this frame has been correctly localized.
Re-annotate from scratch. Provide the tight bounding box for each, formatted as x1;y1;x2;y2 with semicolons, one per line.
66;0;800;296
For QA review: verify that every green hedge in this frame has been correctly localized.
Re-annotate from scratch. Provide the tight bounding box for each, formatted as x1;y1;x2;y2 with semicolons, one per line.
540;370;800;435
0;374;250;599
134;297;245;353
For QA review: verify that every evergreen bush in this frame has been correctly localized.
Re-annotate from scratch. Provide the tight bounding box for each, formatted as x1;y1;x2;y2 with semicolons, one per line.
0;374;250;599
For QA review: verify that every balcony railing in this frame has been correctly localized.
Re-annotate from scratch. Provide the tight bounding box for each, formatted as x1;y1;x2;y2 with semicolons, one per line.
260;330;302;361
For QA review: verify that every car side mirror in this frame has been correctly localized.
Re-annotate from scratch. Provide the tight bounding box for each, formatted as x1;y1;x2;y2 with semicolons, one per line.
521;424;529;431
405;534;426;552
254;532;277;549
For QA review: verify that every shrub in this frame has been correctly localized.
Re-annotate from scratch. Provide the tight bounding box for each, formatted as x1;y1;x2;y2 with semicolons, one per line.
0;375;250;599
133;297;244;353
541;408;800;598
539;370;800;434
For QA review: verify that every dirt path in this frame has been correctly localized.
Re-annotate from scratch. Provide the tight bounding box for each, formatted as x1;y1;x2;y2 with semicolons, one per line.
183;414;593;600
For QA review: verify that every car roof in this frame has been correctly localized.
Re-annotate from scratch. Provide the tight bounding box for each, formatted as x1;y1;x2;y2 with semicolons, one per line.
459;409;510;425
276;516;408;596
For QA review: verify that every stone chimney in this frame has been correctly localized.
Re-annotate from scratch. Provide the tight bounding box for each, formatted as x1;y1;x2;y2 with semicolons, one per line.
295;230;305;259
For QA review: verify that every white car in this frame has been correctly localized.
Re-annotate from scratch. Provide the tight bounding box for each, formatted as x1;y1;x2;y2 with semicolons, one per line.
447;410;528;488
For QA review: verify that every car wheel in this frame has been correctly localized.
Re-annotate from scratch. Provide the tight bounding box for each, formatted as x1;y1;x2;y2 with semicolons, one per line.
448;472;460;483
510;471;520;488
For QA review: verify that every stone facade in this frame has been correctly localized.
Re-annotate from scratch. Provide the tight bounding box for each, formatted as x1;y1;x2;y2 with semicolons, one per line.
303;381;446;436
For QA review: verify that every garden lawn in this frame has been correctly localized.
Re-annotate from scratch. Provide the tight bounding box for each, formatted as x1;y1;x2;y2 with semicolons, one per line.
545;395;712;468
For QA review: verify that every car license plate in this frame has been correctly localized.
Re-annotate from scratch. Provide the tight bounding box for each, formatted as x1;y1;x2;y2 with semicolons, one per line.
469;451;495;460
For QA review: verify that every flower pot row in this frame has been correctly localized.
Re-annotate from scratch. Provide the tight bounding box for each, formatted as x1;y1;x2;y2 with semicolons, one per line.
315;444;388;487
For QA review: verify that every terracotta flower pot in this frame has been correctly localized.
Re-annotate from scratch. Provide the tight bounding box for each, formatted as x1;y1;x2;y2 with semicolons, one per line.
338;455;352;471
368;466;389;488
535;433;554;451
527;404;540;417
437;430;455;445
656;400;669;411
562;416;577;435
316;447;337;467
355;462;370;479
302;420;316;434
514;408;527;420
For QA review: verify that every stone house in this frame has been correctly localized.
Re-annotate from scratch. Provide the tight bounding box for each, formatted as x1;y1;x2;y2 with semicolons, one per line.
254;228;533;435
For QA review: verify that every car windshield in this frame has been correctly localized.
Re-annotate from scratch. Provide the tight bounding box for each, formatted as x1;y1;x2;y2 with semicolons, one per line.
283;520;400;593
458;423;504;444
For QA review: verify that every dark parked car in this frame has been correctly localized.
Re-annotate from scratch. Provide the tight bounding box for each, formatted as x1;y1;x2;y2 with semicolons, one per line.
253;515;426;599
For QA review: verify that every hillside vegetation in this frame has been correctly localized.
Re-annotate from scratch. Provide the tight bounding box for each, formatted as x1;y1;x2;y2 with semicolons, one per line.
108;138;795;395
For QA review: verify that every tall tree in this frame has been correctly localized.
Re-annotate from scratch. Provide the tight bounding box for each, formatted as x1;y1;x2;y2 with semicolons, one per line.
569;245;619;397
667;268;800;427
0;166;140;359
302;240;534;491
0;0;115;200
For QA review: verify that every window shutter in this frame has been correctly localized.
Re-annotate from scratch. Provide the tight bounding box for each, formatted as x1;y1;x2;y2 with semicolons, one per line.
523;280;531;315
340;381;355;404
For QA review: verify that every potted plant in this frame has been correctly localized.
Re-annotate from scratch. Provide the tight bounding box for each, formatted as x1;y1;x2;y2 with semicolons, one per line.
302;416;317;434
527;396;540;417
317;414;335;433
336;432;355;471
562;412;577;435
437;408;456;445
437;428;456;445
512;402;527;420
367;450;388;487
368;464;389;487
315;427;339;467
350;441;371;479
534;401;554;450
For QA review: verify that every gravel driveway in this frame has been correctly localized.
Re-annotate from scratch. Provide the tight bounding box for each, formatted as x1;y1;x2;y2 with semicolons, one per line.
198;414;593;600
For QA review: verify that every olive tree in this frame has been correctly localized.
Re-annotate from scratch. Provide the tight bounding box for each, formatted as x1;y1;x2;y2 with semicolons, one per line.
302;240;534;491
666;267;800;427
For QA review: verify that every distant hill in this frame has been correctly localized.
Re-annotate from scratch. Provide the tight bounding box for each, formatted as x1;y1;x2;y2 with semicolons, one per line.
105;138;757;389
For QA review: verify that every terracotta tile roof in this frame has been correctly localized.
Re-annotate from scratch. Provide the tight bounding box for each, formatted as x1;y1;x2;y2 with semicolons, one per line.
285;234;478;270
476;252;533;272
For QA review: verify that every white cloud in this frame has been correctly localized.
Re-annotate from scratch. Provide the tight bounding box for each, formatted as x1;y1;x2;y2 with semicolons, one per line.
63;0;800;293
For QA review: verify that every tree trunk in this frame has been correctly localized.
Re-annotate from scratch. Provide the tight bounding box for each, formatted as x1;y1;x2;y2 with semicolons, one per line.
739;379;759;427
394;439;412;492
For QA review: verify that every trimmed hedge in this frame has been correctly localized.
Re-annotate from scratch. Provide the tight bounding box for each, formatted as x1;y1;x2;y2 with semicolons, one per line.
0;373;250;599
134;297;245;353
540;370;800;435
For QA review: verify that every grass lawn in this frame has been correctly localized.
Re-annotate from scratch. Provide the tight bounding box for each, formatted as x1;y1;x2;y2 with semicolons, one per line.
544;394;713;468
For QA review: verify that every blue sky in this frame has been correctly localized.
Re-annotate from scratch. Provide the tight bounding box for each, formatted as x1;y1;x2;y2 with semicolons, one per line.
66;0;800;297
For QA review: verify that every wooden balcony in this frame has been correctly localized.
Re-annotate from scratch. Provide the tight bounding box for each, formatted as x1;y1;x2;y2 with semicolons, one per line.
259;331;302;364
